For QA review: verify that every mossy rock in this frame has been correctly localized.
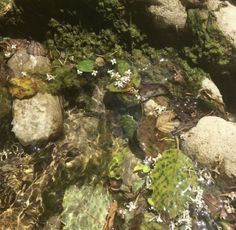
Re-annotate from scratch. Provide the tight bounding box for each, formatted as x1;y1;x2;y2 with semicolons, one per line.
184;9;234;67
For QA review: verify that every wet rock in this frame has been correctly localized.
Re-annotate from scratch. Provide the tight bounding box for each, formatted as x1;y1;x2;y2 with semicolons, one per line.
7;48;51;76
12;93;63;146
182;116;236;179
147;0;187;29
207;0;236;49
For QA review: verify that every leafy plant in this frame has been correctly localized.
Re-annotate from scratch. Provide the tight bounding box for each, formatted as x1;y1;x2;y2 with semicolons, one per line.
148;149;198;219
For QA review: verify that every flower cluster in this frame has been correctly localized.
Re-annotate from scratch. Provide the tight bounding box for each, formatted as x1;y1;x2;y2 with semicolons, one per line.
107;69;132;89
4;43;17;58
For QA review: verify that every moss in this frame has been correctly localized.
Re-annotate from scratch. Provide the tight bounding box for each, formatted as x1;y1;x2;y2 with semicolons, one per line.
184;9;234;66
0;85;11;120
120;114;137;139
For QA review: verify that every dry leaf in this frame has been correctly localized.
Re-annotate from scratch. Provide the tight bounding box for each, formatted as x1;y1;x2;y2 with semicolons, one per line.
103;200;118;230
156;111;177;133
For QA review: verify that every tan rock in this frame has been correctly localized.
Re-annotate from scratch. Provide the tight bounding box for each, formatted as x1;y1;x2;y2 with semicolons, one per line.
182;116;236;179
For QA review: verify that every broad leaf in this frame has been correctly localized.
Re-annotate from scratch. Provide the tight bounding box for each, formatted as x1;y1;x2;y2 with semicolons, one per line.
76;59;94;72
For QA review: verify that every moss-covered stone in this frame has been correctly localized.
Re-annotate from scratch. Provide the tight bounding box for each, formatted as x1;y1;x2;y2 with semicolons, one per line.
184;9;234;66
0;85;11;120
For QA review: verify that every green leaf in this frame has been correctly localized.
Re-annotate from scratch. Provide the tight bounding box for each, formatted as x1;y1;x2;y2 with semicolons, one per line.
133;163;151;174
117;59;130;74
76;59;94;72
148;149;198;219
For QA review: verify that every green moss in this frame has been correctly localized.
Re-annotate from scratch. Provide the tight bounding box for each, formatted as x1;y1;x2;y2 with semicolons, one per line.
120;114;137;140
184;9;234;66
148;149;198;219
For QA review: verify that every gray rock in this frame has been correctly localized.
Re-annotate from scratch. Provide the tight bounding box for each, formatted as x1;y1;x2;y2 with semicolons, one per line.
147;0;187;29
182;116;236;179
12;93;63;146
7;49;51;76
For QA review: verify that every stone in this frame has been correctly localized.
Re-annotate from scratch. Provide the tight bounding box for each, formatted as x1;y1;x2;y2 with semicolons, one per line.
7;49;51;76
147;0;187;29
207;0;236;48
181;116;236;179
12;93;63;146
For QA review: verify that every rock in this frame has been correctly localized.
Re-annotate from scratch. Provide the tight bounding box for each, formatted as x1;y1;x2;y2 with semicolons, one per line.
7;49;51;76
198;77;225;113
147;0;187;29
207;0;236;48
181;116;236;179
12;93;63;146
180;0;206;8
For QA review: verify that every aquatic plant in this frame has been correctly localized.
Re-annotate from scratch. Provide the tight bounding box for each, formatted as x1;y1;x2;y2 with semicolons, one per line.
148;148;198;219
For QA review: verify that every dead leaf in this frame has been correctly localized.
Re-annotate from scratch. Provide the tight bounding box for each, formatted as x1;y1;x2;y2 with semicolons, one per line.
156;111;177;133
103;200;118;230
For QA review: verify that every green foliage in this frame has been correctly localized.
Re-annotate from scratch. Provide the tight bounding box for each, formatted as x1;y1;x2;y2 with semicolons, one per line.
77;59;95;73
117;59;130;75
134;163;151;174
61;184;112;230
96;0;145;46
184;9;234;66
148;149;198;219
108;140;129;180
120;114;137;139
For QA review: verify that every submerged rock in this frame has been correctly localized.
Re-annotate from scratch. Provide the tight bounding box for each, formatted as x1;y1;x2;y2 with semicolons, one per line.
12;93;63;146
147;0;187;29
182;116;236;179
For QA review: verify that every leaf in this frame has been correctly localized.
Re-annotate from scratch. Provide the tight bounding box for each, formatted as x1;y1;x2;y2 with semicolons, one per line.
76;59;94;72
133;163;151;174
155;111;177;133
117;60;130;74
148;149;198;219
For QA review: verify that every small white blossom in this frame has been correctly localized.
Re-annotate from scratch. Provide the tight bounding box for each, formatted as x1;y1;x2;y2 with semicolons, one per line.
91;70;98;76
110;58;117;65
124;69;132;76
114;80;124;88
77;69;83;75
126;202;137;212
11;44;17;50
176;210;192;230
4;52;11;58
120;75;130;84
69;55;74;61
107;69;114;75
46;73;56;81
21;72;27;77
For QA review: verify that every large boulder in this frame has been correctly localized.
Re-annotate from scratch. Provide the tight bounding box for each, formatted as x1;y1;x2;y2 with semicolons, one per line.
147;0;187;29
12;93;63;146
207;0;236;48
181;116;236;179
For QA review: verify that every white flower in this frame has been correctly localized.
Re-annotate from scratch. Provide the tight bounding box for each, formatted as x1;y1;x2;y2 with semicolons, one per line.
126;202;137;212
120;75;130;84
11;44;17;50
69;55;74;61
114;80;124;88
77;69;83;75
107;69;114;75
111;72;121;80
4;52;11;58
46;73;56;81
159;58;166;63
124;69;132;76
91;70;98;76
110;58;117;65
21;72;27;77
